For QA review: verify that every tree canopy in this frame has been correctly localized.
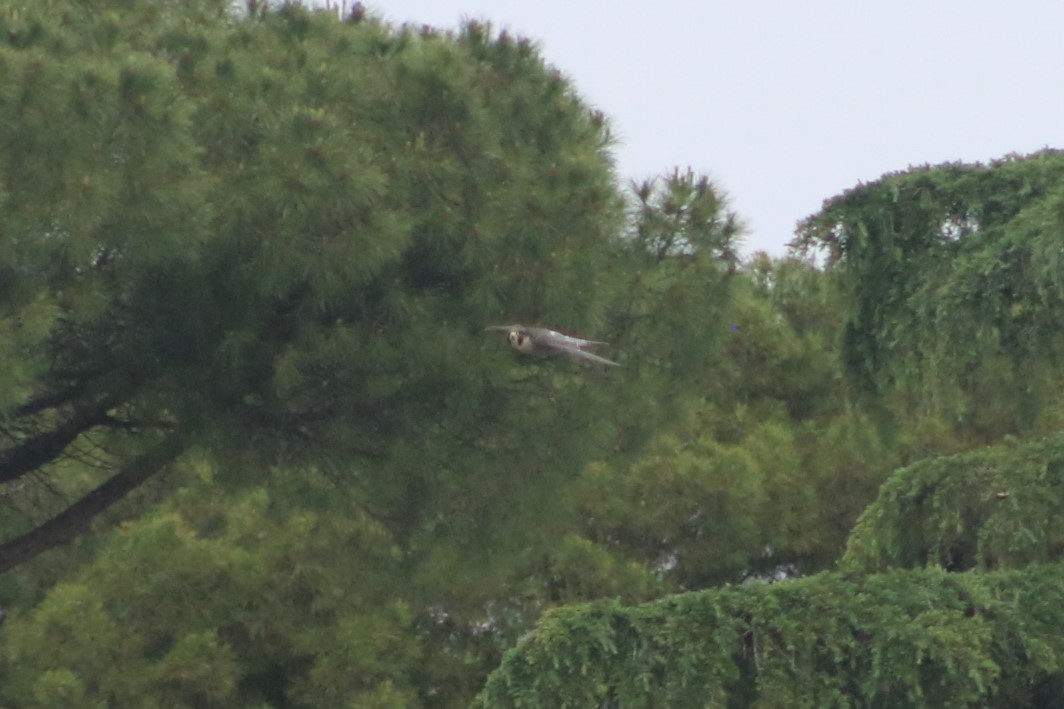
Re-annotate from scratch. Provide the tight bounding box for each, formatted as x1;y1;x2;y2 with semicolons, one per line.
794;151;1064;435
480;435;1064;708
0;0;747;703
0;0;633;571
4;0;1064;706
481;152;1064;706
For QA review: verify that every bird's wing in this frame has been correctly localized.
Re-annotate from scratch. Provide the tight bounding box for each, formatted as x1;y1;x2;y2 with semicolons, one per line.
527;329;618;366
561;347;620;367
527;328;607;351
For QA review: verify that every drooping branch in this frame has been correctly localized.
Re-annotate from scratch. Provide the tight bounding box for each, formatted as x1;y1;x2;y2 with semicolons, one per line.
0;433;187;574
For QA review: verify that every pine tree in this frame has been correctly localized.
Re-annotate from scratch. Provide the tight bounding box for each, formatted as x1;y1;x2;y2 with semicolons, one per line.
0;0;624;572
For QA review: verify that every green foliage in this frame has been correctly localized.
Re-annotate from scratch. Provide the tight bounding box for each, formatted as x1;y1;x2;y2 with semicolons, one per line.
573;408;816;590
795;150;1064;435
563;256;900;589
0;0;631;564
0;474;421;707
844;433;1064;574
798;411;900;565
732;253;842;418
611;170;739;398
6;0;1064;706
479;564;1064;708
0;0;692;703
483;415;1064;706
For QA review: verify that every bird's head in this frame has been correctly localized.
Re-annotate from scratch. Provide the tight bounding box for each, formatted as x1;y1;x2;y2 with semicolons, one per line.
508;329;534;353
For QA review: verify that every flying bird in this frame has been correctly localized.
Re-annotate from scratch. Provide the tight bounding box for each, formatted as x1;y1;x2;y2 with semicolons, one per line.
484;324;619;367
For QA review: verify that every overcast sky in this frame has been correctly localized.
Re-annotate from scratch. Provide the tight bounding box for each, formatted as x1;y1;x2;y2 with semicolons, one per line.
364;1;1064;255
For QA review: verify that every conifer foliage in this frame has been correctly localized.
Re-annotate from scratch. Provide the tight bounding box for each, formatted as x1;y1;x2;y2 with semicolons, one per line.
0;1;748;703
0;0;624;571
480;435;1064;708
6;0;1064;706
480;153;1064;707
795;151;1064;434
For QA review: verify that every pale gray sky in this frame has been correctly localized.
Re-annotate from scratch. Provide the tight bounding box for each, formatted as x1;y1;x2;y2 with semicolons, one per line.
366;1;1064;255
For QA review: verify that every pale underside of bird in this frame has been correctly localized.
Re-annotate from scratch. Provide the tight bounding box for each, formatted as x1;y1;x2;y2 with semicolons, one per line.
484;324;619;367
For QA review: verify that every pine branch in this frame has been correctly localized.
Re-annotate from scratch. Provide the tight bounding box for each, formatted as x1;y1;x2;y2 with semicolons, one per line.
0;394;127;485
13;387;82;418
0;433;186;574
